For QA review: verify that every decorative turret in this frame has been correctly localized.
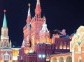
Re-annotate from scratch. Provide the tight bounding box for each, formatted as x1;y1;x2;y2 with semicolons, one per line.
26;4;31;26
30;0;44;48
41;16;49;33
26;3;31;24
22;4;32;48
10;40;12;48
28;4;31;17
39;16;51;44
35;0;41;17
23;4;31;38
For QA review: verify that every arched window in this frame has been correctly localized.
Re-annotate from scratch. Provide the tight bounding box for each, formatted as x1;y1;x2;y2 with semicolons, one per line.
66;56;72;62
59;57;64;62
51;58;57;62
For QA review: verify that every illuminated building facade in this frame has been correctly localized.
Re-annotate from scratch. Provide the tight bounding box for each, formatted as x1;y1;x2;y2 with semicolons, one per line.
19;0;71;62
21;0;52;54
0;11;19;62
0;0;84;62
70;26;84;62
45;26;84;62
19;0;84;62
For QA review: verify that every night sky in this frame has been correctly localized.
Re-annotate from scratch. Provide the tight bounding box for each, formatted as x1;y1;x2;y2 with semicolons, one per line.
0;0;83;47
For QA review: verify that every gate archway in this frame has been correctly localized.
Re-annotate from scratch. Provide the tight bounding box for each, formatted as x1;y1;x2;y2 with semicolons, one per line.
59;57;64;62
66;56;72;62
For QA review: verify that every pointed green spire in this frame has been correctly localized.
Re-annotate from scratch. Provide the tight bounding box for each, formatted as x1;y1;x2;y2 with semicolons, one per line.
2;10;7;28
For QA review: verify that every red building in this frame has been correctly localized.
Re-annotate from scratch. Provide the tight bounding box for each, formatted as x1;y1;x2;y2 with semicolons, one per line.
19;0;71;62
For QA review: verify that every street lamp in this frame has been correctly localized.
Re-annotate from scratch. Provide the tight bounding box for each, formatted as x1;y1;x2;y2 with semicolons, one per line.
38;54;46;62
38;54;46;58
38;54;42;58
42;54;46;58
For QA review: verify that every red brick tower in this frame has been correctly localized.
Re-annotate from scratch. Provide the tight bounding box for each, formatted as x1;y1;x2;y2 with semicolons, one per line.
22;0;52;53
31;0;44;47
22;4;31;48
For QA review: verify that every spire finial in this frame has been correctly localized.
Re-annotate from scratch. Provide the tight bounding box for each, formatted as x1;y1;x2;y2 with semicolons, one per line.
35;0;41;16
37;0;40;5
2;10;7;28
28;3;30;7
26;3;31;24
4;10;6;13
28;3;31;17
43;16;46;23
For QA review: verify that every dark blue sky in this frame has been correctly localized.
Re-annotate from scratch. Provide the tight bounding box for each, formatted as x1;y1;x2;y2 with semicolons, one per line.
0;0;83;47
